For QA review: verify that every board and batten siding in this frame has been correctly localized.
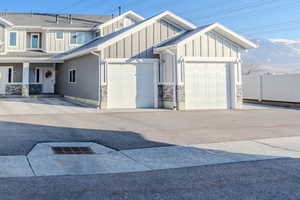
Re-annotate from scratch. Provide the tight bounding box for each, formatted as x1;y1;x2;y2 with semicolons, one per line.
101;16;137;37
46;31;92;52
55;53;99;102
178;31;240;58
7;29;26;51
103;19;182;59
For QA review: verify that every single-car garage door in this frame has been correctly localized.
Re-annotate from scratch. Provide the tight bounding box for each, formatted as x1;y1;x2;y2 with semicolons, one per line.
185;62;231;110
107;62;156;109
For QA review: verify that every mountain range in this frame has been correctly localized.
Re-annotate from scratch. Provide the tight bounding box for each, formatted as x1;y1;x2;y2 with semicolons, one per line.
242;38;300;75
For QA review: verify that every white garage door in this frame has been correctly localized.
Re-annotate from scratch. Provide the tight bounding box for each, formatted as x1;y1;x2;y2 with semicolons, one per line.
185;62;231;110
107;62;156;109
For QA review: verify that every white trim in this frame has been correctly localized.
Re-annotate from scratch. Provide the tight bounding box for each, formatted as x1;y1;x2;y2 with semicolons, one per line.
68;68;77;84
30;33;40;49
0;17;14;26
8;66;13;83
183;56;238;63
55;31;64;40
177;23;256;49
8;31;17;47
153;60;159;108
94;11;144;30
97;11;196;52
57;11;197;60
34;67;42;83
106;58;159;64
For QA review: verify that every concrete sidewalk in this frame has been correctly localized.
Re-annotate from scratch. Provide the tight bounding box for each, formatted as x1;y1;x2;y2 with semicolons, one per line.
2;136;300;177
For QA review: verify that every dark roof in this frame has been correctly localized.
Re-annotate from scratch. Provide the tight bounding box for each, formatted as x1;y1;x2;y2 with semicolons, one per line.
52;19;145;59
0;50;56;58
0;12;112;28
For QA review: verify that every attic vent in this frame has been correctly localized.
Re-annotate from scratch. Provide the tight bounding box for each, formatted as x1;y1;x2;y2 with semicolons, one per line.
51;146;95;154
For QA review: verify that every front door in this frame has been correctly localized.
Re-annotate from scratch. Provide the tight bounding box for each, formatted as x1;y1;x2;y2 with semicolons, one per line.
0;67;9;94
42;68;55;93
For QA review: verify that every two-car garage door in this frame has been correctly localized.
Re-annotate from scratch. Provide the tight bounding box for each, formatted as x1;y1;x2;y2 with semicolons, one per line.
107;62;156;109
185;62;231;110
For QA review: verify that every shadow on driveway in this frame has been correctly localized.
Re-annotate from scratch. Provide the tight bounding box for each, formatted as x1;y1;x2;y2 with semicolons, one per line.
0;121;171;156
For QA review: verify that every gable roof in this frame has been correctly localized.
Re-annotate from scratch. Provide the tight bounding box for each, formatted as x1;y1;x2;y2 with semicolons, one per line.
94;11;144;30
156;23;257;50
53;10;197;60
0;12;112;28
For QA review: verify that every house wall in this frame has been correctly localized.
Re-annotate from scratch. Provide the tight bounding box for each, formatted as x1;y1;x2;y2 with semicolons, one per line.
6;29;26;51
103;19;182;59
0;63;22;82
56;53;99;102
45;31;93;53
0;25;5;53
177;31;240;58
102;16;137;37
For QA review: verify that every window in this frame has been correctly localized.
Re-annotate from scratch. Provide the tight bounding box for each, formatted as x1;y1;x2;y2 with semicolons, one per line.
8;68;12;83
69;69;76;83
35;68;40;83
56;32;63;40
31;34;40;49
70;32;91;45
9;32;17;46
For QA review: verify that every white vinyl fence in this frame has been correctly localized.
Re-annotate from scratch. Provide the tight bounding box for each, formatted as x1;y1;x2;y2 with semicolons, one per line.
243;74;300;103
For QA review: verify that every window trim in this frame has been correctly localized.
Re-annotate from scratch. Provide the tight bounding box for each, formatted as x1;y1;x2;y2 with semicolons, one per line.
8;67;13;83
30;33;40;49
69;32;90;45
9;31;17;47
35;68;41;83
55;31;64;40
68;68;76;84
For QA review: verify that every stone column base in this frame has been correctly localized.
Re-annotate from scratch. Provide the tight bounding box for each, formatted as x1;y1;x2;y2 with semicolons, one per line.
22;84;30;97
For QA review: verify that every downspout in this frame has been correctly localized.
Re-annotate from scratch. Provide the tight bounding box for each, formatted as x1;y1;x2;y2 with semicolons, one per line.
91;51;102;109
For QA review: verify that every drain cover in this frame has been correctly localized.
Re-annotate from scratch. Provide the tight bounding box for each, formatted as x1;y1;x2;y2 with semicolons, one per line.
51;146;95;155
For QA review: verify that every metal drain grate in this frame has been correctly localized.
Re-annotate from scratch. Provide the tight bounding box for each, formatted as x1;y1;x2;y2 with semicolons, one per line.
51;146;95;155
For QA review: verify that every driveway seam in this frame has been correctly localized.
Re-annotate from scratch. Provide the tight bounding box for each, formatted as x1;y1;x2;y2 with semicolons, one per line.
25;156;36;176
252;140;300;153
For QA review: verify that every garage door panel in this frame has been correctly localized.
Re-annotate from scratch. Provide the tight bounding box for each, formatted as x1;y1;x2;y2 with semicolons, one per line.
107;62;155;109
185;62;230;109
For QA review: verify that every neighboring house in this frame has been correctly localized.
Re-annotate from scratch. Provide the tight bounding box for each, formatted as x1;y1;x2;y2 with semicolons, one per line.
0;10;256;110
0;11;143;96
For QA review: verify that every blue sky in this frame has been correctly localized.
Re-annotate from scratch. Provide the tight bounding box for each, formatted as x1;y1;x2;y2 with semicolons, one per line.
2;0;300;40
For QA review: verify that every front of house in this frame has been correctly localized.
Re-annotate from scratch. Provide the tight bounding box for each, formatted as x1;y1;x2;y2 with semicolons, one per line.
0;10;256;110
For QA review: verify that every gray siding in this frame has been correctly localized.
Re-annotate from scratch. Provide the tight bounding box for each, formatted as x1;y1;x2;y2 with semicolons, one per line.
103;19;182;58
0;63;22;82
56;53;99;101
178;31;240;58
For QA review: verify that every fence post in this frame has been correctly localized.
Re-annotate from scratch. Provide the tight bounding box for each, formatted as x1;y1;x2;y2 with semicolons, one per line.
258;75;263;102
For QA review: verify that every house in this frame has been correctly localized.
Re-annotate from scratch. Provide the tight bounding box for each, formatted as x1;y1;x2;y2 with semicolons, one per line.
0;10;256;110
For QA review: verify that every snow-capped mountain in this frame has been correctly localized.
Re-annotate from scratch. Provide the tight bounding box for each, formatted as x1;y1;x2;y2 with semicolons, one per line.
242;38;300;75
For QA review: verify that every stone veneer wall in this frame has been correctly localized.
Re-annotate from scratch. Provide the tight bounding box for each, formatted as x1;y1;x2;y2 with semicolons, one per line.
176;85;185;110
100;85;107;109
6;84;22;95
236;84;243;108
158;84;173;109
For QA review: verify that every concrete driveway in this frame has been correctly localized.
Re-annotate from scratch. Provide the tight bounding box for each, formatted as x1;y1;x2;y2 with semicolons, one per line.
0;104;299;155
0;98;98;115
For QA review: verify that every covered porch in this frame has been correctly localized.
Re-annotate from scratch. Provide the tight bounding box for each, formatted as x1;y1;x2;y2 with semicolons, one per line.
0;62;57;96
